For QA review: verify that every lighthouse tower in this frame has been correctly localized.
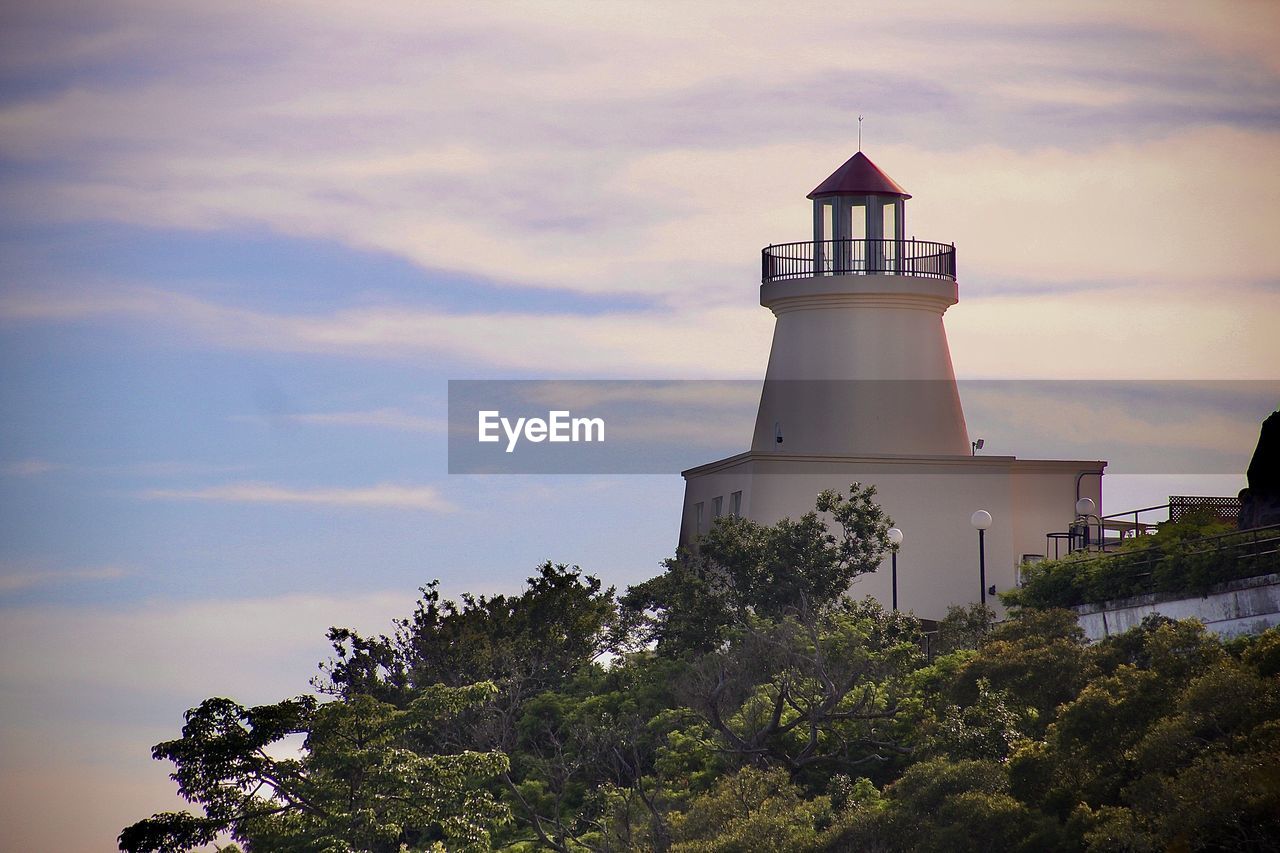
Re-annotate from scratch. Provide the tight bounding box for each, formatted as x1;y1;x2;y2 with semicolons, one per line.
753;151;969;457
678;148;1105;619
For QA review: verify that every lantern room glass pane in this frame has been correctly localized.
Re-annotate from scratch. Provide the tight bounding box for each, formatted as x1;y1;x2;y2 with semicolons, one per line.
821;202;834;273
848;203;866;271
883;203;897;266
849;203;866;240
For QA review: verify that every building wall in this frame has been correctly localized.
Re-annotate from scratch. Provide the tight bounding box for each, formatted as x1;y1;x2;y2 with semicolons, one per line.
680;453;1103;621
678;455;753;544
1011;462;1103;568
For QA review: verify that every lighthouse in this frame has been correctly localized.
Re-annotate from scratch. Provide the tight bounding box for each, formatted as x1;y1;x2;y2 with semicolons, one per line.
753;151;969;458
680;148;1105;619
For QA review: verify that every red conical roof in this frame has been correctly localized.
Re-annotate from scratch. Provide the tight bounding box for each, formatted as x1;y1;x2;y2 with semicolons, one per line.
808;150;911;200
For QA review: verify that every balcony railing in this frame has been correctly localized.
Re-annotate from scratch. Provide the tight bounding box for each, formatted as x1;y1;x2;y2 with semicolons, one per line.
761;238;956;283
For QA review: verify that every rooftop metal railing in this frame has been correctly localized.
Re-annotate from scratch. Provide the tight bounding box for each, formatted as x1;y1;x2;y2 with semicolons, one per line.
1059;523;1280;605
761;238;956;283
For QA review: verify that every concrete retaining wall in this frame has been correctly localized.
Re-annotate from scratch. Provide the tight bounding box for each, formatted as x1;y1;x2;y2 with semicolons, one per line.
1075;572;1280;640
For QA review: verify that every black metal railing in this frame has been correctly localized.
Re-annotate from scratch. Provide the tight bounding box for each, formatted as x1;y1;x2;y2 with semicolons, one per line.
761;238;956;283
1020;523;1280;609
1049;497;1246;559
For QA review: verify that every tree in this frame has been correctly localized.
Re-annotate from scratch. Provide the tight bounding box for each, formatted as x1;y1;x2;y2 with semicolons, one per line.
119;684;510;853
932;602;996;655
1086;652;1280;851
123;488;1280;853
318;561;624;789
321;562;620;705
666;766;831;852
827;758;1064;853
678;598;923;780
623;483;893;656
948;608;1089;738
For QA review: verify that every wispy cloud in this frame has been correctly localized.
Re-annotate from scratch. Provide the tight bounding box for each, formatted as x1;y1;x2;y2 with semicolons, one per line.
520;381;762;410
2;3;1277;299
0;565;131;592
0;285;774;377
236;408;447;433
6;273;1278;379
141;481;456;512
959;381;1273;472
3;459;62;476
2;458;250;478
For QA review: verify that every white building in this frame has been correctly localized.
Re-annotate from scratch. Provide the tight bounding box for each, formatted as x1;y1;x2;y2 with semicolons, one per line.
679;149;1104;620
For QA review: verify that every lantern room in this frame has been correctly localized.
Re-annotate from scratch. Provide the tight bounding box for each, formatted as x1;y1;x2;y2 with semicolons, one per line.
808;150;910;274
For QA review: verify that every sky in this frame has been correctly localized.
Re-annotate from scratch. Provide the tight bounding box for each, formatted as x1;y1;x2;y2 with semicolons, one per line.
1;1;1279;849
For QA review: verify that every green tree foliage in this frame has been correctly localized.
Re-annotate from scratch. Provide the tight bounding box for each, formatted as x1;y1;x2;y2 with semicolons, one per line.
318;563;637;851
932;602;997;655
119;684;509;852
623;484;892;655
125;489;1280;853
678;599;922;778
949;607;1089;738
320;562;620;706
666;766;832;852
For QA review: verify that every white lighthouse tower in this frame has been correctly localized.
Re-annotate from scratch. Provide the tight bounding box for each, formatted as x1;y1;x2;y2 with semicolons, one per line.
753;151;969;458
680;149;1105;619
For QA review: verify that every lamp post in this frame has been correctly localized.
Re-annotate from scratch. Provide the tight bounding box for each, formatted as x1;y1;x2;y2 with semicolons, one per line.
970;510;992;605
1075;497;1100;552
887;527;903;610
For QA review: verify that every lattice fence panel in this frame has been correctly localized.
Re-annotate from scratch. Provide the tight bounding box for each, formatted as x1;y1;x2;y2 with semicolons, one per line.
1169;495;1240;524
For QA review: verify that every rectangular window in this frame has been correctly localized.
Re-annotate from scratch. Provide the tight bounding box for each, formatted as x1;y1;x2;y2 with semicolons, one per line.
731;491;742;517
713;496;723;518
694;502;704;533
1018;554;1044;587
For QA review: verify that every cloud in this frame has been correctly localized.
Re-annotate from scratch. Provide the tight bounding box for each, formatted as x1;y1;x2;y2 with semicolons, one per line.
0;287;161;321
959;382;1271;471
0;285;775;377
142;482;456;512
1;3;1277;301
234;408;448;433
518;381;762;410
896;128;1280;287
0;565;131;592
6;269;1277;380
2;459;61;476
1;457;252;479
615;127;1280;291
945;284;1280;380
277;409;447;432
11;128;1280;300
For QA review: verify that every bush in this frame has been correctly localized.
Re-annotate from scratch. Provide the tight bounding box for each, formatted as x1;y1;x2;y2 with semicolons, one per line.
1003;517;1277;610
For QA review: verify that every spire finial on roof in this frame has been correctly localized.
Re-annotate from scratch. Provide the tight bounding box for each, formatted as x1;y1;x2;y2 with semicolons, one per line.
857;115;864;152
